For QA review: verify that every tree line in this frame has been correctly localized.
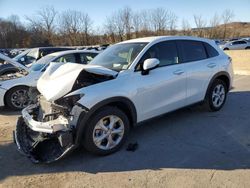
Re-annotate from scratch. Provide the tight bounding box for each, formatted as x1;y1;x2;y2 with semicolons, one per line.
0;6;241;48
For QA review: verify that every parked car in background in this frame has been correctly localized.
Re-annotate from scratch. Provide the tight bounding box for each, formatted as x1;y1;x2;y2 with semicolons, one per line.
0;47;74;76
0;50;99;110
14;36;233;163
219;40;250;50
242;37;250;42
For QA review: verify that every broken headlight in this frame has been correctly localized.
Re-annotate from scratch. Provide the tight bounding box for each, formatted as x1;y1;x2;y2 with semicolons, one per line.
55;94;84;109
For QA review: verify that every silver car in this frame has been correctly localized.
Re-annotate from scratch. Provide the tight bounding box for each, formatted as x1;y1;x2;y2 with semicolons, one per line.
219;40;250;50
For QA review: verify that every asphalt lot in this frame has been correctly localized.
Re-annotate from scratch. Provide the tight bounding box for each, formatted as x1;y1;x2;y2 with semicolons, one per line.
0;74;250;188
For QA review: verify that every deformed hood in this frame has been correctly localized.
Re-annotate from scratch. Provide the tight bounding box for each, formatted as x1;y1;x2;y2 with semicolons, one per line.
37;62;118;101
0;53;29;72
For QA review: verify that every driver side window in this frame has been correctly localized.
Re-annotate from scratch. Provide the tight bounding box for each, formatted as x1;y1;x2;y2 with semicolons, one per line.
136;41;179;71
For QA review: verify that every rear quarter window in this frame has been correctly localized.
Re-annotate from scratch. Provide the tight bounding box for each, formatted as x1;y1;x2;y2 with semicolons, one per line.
203;42;219;58
177;40;207;63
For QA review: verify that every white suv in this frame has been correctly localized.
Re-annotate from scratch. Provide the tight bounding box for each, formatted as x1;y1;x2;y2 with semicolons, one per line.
15;36;233;163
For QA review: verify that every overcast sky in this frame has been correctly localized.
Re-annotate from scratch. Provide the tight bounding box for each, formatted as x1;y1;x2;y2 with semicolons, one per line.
0;0;249;29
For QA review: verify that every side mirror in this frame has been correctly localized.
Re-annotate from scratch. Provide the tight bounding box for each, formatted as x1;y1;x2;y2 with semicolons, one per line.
142;58;160;75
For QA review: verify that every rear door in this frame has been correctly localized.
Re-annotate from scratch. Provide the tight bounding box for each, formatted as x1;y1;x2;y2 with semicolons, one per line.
177;40;219;105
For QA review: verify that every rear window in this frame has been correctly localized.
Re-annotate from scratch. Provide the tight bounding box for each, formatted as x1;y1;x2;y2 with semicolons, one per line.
203;42;219;58
177;40;207;63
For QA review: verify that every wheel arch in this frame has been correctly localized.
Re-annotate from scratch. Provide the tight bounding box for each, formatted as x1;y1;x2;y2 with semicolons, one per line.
4;85;30;106
205;71;231;100
75;96;137;144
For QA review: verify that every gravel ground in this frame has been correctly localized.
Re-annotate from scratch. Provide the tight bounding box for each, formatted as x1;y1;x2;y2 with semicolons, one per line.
225;50;250;75
0;75;250;187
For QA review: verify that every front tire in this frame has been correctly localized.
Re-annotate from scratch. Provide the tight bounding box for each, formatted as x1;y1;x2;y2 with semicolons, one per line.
83;106;130;155
5;86;30;110
205;79;227;111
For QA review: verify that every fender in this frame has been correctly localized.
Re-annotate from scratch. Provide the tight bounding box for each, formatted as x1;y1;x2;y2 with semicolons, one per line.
74;96;137;144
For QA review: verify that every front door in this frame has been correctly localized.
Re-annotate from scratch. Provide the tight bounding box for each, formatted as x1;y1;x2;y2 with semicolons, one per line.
131;41;187;122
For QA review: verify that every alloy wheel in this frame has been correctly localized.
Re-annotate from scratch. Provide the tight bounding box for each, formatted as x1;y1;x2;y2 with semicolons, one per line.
92;115;125;150
212;84;225;108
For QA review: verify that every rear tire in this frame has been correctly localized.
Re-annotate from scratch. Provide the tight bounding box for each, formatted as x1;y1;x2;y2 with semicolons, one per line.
223;48;229;50
205;79;228;111
5;86;30;110
245;46;250;50
82;106;130;155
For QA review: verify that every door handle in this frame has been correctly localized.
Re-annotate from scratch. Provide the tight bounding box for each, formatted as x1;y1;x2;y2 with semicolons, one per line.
173;70;184;75
207;63;216;68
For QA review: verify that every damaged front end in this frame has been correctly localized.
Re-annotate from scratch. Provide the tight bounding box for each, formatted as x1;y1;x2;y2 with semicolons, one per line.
14;63;118;163
14;97;85;163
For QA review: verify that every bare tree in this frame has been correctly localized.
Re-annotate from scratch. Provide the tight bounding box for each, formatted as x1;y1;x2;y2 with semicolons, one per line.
150;8;178;35
168;12;178;35
122;7;133;40
1;6;247;48
0;15;29;48
181;19;191;35
104;16;116;43
104;8;128;42
132;11;142;38
193;14;207;37
140;10;152;31
59;10;92;45
80;13;92;45
26;6;57;45
221;9;234;39
151;8;168;35
208;13;221;38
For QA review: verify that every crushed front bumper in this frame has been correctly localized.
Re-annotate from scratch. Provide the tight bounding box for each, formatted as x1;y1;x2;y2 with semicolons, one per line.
22;104;70;133
14;104;77;163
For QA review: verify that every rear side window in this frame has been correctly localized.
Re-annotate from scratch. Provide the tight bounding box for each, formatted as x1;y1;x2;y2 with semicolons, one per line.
177;40;207;63
238;41;247;44
80;53;98;64
203;42;219;58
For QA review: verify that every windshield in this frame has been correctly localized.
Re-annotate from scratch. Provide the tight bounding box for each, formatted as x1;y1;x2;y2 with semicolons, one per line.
27;48;39;60
13;48;39;65
30;55;55;72
13;49;30;60
89;43;148;71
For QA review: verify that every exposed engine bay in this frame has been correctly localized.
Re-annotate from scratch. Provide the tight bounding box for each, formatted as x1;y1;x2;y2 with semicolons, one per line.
0;70;27;81
72;70;114;91
14;68;116;163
